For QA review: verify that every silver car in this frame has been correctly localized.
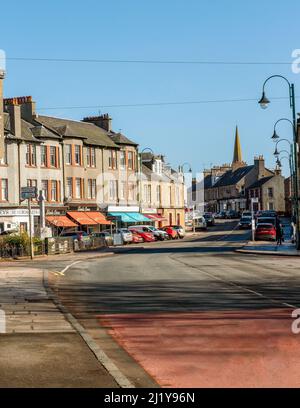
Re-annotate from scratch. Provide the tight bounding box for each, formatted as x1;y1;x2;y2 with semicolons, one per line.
103;228;133;244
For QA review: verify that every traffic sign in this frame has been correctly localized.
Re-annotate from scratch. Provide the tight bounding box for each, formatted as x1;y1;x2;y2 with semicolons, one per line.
21;186;37;200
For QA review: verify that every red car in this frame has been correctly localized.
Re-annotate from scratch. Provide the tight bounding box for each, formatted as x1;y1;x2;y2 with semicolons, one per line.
255;223;276;241
161;226;179;240
129;228;155;242
131;232;144;243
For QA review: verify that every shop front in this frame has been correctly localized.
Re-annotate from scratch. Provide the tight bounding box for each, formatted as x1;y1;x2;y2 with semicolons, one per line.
0;207;40;235
107;206;152;228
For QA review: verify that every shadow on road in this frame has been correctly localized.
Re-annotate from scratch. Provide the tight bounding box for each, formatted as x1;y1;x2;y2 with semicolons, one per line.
53;275;300;316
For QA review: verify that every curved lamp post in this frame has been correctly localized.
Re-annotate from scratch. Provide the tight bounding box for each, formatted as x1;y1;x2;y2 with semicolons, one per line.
271;118;294;141
138;147;155;210
178;162;192;174
259;75;300;248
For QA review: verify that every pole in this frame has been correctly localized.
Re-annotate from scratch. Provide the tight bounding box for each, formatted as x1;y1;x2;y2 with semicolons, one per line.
193;205;195;233
291;84;300;249
251;198;255;241
28;198;34;259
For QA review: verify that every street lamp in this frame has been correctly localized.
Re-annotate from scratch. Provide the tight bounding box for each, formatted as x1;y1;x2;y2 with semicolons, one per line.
138;147;154;211
258;91;270;109
272;118;294;142
259;75;300;249
179;162;192;174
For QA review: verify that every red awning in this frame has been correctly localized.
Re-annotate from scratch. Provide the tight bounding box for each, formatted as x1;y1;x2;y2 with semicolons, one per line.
67;211;98;226
46;216;77;228
144;214;167;221
85;211;112;225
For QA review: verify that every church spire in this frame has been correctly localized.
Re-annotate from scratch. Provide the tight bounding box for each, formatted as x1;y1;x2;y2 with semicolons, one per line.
233;126;242;164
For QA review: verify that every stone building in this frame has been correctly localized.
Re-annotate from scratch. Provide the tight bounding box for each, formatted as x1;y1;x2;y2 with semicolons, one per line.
203;127;284;213
247;169;285;213
140;153;185;227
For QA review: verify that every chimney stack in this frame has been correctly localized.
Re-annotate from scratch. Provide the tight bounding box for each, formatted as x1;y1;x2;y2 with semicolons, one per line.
82;113;112;132
254;155;265;179
4;98;22;138
4;96;35;122
0;70;4;164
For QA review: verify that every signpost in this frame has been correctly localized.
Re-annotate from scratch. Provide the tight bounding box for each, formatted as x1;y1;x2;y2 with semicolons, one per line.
20;187;37;259
251;197;259;241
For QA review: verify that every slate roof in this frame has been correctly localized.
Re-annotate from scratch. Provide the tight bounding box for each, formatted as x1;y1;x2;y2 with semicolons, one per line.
30;124;61;139
213;165;254;187
34;115;118;148
4;112;41;142
141;164;171;182
108;131;138;146
247;176;274;189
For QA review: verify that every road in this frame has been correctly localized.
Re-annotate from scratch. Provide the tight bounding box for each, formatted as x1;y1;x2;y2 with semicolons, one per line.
49;221;300;388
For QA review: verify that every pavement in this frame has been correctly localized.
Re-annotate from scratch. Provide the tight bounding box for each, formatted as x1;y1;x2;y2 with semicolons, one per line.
0;267;118;387
237;240;300;256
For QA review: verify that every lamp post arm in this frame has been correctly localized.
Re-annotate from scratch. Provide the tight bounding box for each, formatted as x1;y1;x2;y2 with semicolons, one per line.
275;138;292;149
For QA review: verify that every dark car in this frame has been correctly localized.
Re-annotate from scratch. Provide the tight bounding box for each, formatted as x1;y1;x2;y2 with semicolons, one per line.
226;210;240;219
215;211;227;219
238;216;252;229
203;213;215;226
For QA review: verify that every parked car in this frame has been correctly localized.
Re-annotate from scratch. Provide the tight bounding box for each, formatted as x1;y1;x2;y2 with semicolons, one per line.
203;213;215;226
60;231;90;242
129;225;168;241
131;232;144;243
242;211;252;218
128;227;155;242
193;216;207;231
215;211;227;219
255;223;276;241
226;210;240;219
91;231;114;246
238;216;252;229
161;226;179;239
168;225;185;239
103;228;133;244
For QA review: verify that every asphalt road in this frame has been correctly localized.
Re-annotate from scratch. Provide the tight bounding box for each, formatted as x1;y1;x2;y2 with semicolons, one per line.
49;221;300;388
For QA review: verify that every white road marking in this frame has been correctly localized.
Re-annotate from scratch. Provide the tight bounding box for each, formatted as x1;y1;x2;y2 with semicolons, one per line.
58;260;82;275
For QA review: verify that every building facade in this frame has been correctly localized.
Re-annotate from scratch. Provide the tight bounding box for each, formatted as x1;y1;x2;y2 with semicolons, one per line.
0;76;185;234
141;153;185;227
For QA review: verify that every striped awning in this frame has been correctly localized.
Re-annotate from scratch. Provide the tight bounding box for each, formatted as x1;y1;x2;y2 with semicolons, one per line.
85;211;112;225
46;215;77;228
67;211;98;226
144;214;167;221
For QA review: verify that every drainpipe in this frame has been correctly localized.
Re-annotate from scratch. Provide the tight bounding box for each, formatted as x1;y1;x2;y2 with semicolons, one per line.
18;141;21;204
61;142;66;206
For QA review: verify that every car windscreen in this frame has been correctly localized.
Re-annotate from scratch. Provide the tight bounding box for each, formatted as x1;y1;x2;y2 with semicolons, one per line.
257;218;275;224
256;224;273;230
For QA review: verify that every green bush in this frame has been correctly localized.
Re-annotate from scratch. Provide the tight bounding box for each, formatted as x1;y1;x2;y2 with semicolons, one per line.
3;232;30;249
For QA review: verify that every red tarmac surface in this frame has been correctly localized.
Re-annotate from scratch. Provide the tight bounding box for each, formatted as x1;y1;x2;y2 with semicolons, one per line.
99;308;300;388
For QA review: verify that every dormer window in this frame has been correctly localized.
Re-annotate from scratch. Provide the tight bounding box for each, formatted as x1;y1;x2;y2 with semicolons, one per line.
153;159;162;175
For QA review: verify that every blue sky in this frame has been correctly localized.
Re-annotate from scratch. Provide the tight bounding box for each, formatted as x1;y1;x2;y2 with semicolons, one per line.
1;0;300;176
